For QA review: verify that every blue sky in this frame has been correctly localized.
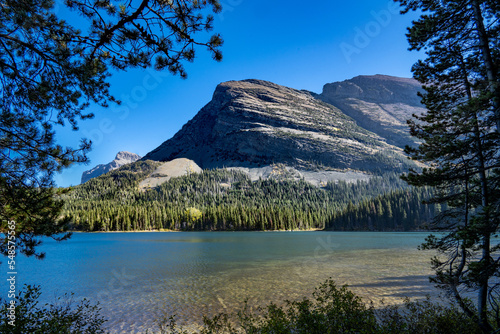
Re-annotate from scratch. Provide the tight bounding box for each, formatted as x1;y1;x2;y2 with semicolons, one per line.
54;0;422;187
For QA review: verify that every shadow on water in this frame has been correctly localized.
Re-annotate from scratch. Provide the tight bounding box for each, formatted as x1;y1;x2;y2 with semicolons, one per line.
348;274;439;302
350;274;431;288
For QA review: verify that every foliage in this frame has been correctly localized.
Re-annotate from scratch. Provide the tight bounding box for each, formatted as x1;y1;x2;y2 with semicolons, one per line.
0;184;72;260
62;164;435;232
378;297;482;334
0;285;107;334
156;278;484;334
0;0;223;257
184;207;203;223
231;281;377;334
328;188;440;231
396;0;500;331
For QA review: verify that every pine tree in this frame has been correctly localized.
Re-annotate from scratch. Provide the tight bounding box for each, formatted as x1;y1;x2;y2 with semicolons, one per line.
0;0;223;259
397;0;500;330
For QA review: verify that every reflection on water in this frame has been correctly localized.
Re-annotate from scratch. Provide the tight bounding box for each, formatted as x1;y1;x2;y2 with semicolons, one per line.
5;232;439;333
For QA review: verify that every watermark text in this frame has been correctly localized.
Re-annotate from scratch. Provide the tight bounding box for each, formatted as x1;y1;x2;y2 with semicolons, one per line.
6;220;17;326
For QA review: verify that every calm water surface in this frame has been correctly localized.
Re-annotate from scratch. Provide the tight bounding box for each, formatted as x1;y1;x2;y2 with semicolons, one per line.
2;232;439;333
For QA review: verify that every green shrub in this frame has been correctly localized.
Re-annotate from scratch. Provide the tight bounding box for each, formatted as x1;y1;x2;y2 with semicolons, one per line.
160;279;378;334
158;279;485;334
0;285;107;334
378;297;481;334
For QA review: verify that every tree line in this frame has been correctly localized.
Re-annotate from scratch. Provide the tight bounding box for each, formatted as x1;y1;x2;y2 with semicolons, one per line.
62;162;438;232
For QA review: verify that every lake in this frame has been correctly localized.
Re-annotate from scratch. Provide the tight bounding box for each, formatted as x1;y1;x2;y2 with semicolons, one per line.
2;231;439;333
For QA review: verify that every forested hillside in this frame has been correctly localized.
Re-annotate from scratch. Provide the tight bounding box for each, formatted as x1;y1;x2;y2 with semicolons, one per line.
63;161;438;232
328;188;440;231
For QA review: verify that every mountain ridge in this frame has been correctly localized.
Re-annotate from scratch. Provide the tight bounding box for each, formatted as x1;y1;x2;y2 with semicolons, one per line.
82;75;424;184
318;75;425;148
142;77;418;173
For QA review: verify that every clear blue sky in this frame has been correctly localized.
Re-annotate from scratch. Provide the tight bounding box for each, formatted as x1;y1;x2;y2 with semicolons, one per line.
55;0;422;187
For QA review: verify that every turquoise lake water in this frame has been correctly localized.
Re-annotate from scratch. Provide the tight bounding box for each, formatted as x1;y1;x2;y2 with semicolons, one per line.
1;231;439;333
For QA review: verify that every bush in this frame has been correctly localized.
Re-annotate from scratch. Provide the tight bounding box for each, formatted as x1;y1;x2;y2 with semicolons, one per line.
378;297;481;334
0;285;107;334
229;280;378;334
158;279;378;333
158;278;484;334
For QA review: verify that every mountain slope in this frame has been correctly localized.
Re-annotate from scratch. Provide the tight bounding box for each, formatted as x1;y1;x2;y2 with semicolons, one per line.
319;75;425;148
138;158;202;190
143;79;414;173
81;151;141;183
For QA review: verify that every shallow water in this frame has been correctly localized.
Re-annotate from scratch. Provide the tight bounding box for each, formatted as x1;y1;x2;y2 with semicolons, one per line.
2;231;439;333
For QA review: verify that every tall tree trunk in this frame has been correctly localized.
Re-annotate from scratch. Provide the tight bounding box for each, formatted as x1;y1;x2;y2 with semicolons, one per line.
471;0;500;133
461;52;492;332
451;162;479;322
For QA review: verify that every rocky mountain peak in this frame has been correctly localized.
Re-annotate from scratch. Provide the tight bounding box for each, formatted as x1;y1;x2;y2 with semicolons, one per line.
321;74;423;106
81;151;141;183
143;78;414;173
319;75;425;148
114;151;141;163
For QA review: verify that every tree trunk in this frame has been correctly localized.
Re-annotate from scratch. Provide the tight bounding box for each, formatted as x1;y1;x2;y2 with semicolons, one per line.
461;51;493;332
471;0;500;133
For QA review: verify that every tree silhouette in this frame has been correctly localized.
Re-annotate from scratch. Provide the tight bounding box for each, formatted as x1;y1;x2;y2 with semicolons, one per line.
0;0;223;259
396;0;500;330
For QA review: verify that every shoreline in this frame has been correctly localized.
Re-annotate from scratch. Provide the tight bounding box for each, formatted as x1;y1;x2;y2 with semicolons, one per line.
69;228;434;233
71;228;325;233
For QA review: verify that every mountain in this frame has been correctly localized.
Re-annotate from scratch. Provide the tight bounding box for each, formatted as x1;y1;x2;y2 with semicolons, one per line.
319;74;425;148
81;151;141;183
65;75;436;232
143;78;416;174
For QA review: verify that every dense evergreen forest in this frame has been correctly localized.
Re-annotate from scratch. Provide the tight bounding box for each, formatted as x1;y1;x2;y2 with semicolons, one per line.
62;161;439;231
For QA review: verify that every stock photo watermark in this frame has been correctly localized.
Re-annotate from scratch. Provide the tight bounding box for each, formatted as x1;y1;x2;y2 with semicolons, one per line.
218;0;244;21
295;234;339;278
5;220;17;327
340;1;400;64
95;267;138;301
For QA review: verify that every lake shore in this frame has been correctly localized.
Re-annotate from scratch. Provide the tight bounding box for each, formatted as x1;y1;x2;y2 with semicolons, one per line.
72;227;327;233
15;231;437;334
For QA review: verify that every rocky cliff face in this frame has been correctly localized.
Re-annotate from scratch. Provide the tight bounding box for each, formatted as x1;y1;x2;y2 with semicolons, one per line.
143;79;416;173
319;75;425;148
81;151;141;183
